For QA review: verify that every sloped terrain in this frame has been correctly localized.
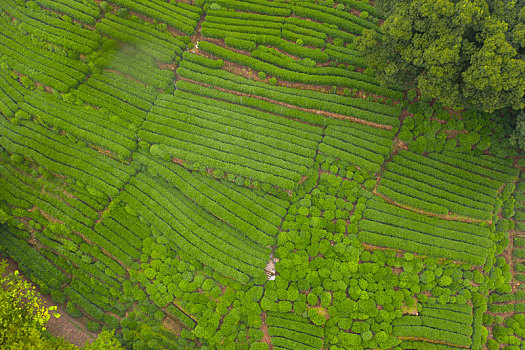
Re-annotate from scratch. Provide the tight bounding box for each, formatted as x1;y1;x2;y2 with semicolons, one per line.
0;0;524;349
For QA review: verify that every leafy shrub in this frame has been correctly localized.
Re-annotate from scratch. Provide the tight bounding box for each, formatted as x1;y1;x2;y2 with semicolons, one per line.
66;302;83;318
86;321;100;332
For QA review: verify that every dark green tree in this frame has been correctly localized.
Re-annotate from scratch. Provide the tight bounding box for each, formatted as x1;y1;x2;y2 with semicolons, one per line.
358;0;525;112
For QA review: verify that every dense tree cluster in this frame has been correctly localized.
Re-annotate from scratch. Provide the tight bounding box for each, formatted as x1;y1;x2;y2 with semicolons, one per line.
358;0;525;113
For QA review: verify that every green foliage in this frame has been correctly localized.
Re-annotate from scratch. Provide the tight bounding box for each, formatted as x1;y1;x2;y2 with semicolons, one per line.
225;37;257;52
0;260;61;348
83;330;124;350
358;0;525;112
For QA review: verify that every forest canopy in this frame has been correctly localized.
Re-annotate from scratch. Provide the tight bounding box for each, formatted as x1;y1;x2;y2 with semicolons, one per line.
357;0;525;113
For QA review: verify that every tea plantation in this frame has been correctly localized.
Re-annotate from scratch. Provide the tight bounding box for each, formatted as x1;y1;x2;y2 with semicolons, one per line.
0;0;524;349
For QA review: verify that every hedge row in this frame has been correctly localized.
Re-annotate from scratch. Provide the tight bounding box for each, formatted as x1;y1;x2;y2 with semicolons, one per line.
397;151;501;193
94;222;141;261
94;23;177;63
102;15;186;53
292;5;366;35
285;17;354;43
0;21;87;92
2;136;119;204
360;218;489;257
282;29;326;48
100;218;143;255
175;79;328;126
108;0;198;34
325;48;367;67
377;185;449;215
21;92;136;158
211;0;291;16
283;23;327;40
131;174;268;272
380;171;493;220
224;37;257;52
443;151;517;175
53;244;118;290
220;178;289;217
513;248;525;258
420;303;473;323
514;208;525;221
399;340;462;350
327;123;395;145
177;61;400;126
182;52;224;69
318;142;381;174
393;325;471;347
77;71;157;125
393;316;472;336
76;233;127;278
64;286;105;321
106;50;175;90
236;0;291;9
0;176;32;209
172;88;322;144
205;15;283;29
3;0;101;54
134;152;277;248
366;197;491;238
0;119;133;196
322;135;385;168
145;109;310;175
70;277;118;313
0;71;24;118
33;0;100;24
420;309;473;326
92;71;157;104
268;327;323;349
385;159;495;206
198;40;403;99
121;178;261;283
166;305;196;328
358;229;486;265
488;303;515;313
1;227;68;289
515;237;525;247
75;86;145;127
201;28;329;61
250;46;380;86
297;2;379;31
338;0;383;18
95;14;184;63
148;98;310;169
326;125;392;156
430;152;517;183
139;126;303;187
154;94;316;161
107;206;152;241
69;223;132;272
271;336;318;350
5;164;99;224
266;315;324;337
201;21;281;36
205;9;285;22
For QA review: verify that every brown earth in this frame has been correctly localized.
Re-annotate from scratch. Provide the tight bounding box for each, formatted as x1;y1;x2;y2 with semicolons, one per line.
260;311;273;349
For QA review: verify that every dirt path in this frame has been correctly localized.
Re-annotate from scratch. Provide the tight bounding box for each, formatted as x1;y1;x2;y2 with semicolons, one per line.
1;257;96;348
260;311;273;349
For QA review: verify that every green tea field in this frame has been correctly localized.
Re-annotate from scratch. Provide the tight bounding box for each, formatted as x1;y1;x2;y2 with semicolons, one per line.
0;0;524;349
